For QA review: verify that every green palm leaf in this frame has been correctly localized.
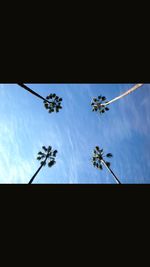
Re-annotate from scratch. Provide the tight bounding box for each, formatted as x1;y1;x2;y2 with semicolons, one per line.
99;164;103;170
42;146;47;152
41;161;46;166
48;146;52;152
44;103;49;109
38;151;43;155
48;160;56;167
106;153;113;158
106;162;111;167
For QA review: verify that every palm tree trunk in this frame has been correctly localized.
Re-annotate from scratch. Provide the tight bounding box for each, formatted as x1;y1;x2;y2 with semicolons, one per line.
103;83;144;106
101;159;121;184
29;154;49;184
28;163;44;184
17;83;51;104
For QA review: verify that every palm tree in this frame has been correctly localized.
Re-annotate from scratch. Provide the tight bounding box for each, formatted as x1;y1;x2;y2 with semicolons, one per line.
92;146;121;184
17;83;63;113
29;145;58;184
43;94;63;113
91;83;144;114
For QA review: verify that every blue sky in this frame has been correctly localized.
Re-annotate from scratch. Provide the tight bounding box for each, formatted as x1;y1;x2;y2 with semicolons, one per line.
0;83;149;184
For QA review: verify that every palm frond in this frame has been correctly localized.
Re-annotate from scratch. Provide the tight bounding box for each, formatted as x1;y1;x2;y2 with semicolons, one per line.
106;153;113;158
47;146;52;152
42;146;47;152
49;94;53;99
38;151;43;155
53;150;58;157
44;103;49;109
106;162;111;168
48;160;56;167
41;161;46;166
99;164;103;170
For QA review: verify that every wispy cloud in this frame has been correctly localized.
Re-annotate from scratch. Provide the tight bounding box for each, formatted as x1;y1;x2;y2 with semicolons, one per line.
0;118;36;183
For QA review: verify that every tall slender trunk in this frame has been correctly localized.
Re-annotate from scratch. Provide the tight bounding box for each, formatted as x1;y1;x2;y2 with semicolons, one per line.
103;83;144;106
29;154;48;184
28;163;44;184
17;83;51;104
101;159;121;184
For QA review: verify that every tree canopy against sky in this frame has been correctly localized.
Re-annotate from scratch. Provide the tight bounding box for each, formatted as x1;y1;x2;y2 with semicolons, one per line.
92;146;121;184
91;83;143;114
0;83;149;183
28;145;58;184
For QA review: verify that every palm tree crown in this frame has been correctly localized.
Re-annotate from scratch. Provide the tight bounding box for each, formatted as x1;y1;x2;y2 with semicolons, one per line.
37;145;58;167
28;145;58;184
91;95;109;114
92;146;112;170
92;146;121;184
43;94;63;113
91;83;143;115
18;83;63;114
